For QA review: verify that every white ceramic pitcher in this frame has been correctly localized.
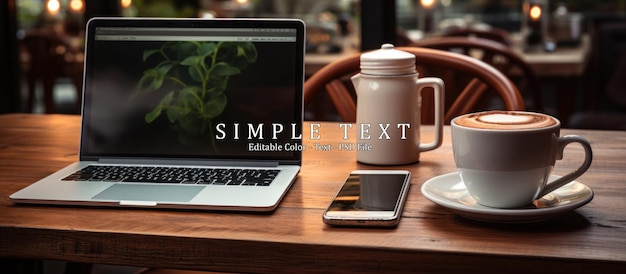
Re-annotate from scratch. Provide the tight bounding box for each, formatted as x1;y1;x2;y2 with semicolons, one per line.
351;44;444;165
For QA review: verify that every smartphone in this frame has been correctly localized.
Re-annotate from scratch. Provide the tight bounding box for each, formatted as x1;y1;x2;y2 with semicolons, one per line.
323;170;411;227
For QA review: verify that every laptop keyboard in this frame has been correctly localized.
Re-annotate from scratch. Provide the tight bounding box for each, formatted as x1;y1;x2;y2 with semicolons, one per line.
62;165;280;186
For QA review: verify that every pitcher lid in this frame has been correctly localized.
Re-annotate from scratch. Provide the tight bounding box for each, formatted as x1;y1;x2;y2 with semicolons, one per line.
360;44;416;75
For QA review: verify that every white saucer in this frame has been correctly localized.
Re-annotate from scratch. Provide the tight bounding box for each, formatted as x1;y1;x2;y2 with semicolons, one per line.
420;172;594;223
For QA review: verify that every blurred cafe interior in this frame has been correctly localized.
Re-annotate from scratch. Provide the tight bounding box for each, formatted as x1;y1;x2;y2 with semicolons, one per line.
2;0;626;129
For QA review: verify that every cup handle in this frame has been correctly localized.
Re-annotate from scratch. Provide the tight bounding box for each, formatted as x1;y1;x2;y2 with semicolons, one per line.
538;135;593;197
416;77;445;152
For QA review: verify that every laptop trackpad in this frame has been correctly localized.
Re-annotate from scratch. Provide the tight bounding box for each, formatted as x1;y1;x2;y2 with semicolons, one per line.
93;184;204;203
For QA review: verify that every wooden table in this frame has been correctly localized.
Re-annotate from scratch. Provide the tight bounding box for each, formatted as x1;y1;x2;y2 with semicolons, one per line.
1;114;625;273
512;35;591;77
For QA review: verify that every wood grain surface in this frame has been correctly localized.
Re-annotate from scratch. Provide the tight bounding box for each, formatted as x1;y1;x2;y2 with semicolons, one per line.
0;114;625;273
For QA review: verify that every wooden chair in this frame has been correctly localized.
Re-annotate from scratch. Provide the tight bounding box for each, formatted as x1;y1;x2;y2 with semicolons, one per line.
412;36;543;112
304;46;525;124
439;27;513;46
21;30;83;114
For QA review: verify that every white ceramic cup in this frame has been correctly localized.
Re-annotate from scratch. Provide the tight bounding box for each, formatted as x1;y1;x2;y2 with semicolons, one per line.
451;110;593;208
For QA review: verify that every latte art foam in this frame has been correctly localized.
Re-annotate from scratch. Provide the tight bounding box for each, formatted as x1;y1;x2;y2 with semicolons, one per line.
455;111;557;130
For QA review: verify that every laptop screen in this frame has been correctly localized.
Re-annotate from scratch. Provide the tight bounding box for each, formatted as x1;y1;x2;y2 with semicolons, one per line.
80;18;304;163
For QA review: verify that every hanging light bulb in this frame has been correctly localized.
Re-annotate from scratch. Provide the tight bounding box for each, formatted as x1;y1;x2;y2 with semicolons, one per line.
69;0;84;12
47;0;61;15
420;0;436;9
121;0;133;9
529;5;542;22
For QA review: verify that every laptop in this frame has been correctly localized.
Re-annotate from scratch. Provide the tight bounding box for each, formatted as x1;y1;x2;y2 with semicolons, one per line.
10;17;306;211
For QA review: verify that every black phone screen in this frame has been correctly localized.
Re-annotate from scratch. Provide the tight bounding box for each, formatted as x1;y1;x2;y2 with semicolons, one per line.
327;173;409;212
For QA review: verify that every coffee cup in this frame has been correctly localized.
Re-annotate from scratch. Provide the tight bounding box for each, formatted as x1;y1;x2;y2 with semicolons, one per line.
451;110;593;208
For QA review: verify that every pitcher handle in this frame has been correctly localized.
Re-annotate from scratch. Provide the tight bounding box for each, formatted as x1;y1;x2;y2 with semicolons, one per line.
417;77;445;152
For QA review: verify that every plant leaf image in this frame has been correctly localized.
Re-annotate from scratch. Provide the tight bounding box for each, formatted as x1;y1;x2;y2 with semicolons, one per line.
136;41;257;150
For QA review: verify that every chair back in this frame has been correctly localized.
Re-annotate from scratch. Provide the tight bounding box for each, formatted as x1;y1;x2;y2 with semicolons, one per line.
412;36;543;111
304;46;525;124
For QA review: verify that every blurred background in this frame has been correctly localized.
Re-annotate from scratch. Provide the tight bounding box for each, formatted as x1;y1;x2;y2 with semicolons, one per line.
2;0;626;128
1;1;625;272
